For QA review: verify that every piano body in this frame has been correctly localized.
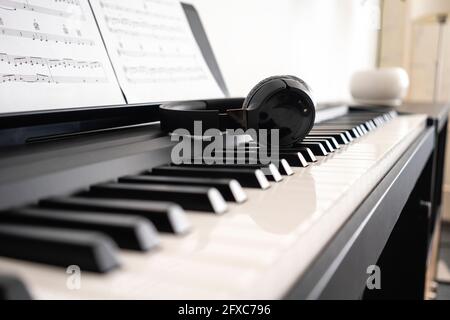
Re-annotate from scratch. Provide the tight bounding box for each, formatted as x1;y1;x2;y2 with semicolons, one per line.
0;4;448;300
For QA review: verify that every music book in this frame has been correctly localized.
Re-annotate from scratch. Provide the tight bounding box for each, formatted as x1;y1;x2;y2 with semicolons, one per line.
0;0;225;114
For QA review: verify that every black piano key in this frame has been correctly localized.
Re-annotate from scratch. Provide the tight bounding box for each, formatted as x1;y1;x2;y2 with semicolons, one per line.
86;183;228;214
370;118;380;127
298;148;319;161
324;136;341;149
205;150;294;176
279;152;308;167
367;120;377;130
345;128;360;138
349;125;363;135
330;137;341;148
363;122;374;132
314;122;357;128
296;148;317;162
0;208;159;251
356;121;370;132
358;121;371;132
341;130;354;141
374;117;384;126
152;166;271;189
209;149;259;159
120;175;247;203
40;197;190;234
302;138;335;153
310;129;354;142
349;128;361;138
188;156;259;165
277;147;317;162
314;126;360;138
308;132;349;145
356;126;365;136
296;142;328;156
0;275;32;300
220;149;301;172
322;119;373;127
208;151;292;175
0;224;120;273
279;159;295;175
309;136;340;149
362;124;370;133
175;162;283;183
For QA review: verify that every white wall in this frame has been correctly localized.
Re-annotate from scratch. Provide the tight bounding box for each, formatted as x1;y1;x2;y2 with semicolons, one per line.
187;0;381;102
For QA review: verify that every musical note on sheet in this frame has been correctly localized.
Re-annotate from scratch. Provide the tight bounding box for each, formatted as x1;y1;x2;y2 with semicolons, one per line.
0;52;108;84
0;0;124;114
90;0;224;103
1;73;107;83
123;66;207;84
0;0;85;20
0;27;95;45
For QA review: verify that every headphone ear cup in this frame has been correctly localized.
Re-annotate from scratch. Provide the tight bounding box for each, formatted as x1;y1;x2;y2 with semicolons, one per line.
241;75;316;146
242;75;292;110
242;75;314;111
284;75;313;94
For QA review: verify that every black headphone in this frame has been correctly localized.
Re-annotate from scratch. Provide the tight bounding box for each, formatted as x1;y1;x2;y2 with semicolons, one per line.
159;75;316;147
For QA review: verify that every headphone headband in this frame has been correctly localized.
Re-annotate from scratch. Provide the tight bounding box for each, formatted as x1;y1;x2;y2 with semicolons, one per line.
159;75;316;146
159;98;245;133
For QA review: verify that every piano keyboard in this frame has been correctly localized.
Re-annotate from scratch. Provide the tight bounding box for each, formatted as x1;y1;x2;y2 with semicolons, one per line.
0;110;427;299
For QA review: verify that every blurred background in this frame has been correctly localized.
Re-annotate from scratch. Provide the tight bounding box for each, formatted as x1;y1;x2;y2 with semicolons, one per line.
189;0;450;221
189;0;380;101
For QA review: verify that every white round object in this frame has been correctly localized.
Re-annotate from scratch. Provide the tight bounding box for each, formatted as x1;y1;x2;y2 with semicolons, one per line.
350;68;410;106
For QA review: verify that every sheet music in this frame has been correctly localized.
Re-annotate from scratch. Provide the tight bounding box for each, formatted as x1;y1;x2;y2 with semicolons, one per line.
90;0;225;104
0;0;125;114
